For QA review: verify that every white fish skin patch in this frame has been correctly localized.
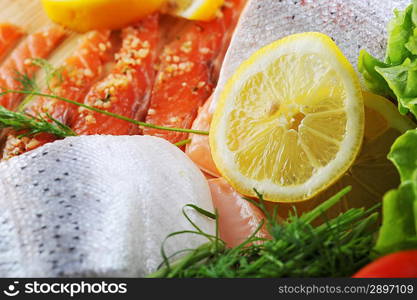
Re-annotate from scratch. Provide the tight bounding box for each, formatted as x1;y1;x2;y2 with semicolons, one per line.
0;135;214;277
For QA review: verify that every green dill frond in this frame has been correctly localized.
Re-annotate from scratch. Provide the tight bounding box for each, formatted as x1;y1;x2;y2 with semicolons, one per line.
0;90;209;135
0;105;76;138
1;59;209;136
14;70;38;92
31;58;63;92
148;186;379;278
174;139;192;147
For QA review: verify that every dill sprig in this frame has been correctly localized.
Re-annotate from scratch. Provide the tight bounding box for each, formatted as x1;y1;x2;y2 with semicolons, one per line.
174;139;192;147
0;106;76;138
1;60;208;137
31;58;63;92
0;90;209;136
14;71;38;93
149;186;380;278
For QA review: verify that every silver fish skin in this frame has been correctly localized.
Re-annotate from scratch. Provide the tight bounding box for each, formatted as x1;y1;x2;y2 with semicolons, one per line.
0;135;214;277
211;0;410;111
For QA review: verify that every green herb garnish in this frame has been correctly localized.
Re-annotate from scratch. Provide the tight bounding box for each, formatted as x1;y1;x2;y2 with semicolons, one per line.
31;58;63;92
2;89;209;136
0;90;209;136
358;0;417;117
149;186;379;278
0;59;209;139
0;106;76;138
374;129;417;256
174;139;192;147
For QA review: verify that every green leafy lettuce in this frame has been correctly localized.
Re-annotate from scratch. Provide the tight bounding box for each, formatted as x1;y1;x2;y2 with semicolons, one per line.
374;130;417;256
359;0;417;257
358;1;417;116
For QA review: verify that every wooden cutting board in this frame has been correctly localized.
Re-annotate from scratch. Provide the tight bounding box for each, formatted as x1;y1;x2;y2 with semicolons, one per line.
0;0;51;32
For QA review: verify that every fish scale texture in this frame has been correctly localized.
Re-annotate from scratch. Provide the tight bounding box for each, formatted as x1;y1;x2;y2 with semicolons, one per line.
211;0;410;109
0;135;214;277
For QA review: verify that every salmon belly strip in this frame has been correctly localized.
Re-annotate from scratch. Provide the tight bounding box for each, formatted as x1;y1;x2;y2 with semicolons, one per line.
0;26;66;111
0;23;24;62
72;14;159;135
143;0;245;144
2;30;112;159
208;178;270;248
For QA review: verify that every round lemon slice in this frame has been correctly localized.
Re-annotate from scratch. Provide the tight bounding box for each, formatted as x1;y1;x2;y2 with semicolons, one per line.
210;32;365;202
41;0;164;32
267;92;415;220
163;0;224;21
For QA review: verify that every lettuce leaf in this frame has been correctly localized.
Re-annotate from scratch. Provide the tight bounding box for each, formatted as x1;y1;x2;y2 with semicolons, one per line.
358;0;417;258
376;58;417;115
374;130;417;256
374;182;417;255
386;5;414;64
358;50;394;99
358;2;417;117
387;129;417;181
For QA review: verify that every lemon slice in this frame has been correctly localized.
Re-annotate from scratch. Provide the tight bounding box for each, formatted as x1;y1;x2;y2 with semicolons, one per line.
267;92;415;219
163;0;224;21
41;0;164;32
210;32;365;202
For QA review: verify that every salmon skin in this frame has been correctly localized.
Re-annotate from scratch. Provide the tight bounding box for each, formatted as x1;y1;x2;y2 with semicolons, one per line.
143;0;246;145
0;135;214;277
72;14;159;135
2;30;112;160
0;23;24;63
0;26;66;111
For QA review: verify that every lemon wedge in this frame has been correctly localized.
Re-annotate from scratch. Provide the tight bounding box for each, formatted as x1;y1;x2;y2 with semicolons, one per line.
210;32;365;202
41;0;164;32
163;0;224;21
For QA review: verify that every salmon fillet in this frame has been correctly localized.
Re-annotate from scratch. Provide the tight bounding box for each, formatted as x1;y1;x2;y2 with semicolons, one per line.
208;177;270;248
72;14;159;135
2;30;112;159
143;0;245;144
0;23;24;62
0;26;66;111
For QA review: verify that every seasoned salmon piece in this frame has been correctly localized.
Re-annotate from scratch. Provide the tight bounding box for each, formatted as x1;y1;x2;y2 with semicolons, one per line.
143;0;246;144
0;26;66;111
2;30;112;159
24;30;113;123
72;14;159;135
208;177;270;248
0;23;24;62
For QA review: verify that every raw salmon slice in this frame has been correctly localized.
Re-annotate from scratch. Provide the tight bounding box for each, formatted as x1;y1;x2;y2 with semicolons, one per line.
24;30;113;124
208;177;270;248
186;95;220;177
143;0;245;144
0;26;66;111
0;23;24;62
72;14;159;135
2;30;112;159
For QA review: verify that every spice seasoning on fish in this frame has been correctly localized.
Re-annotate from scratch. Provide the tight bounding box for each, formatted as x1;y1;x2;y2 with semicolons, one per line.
2;30;113;160
0;26;66;111
72;14;159;135
143;0;246;145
